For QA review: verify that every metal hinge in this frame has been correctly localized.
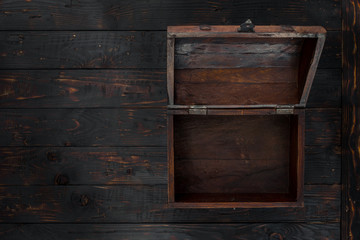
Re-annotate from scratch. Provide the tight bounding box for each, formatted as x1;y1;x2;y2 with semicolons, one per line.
276;105;295;114
189;106;207;115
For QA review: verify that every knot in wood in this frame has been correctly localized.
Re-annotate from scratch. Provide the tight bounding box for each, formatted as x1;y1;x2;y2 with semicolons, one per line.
269;232;283;240
54;174;69;185
80;194;89;207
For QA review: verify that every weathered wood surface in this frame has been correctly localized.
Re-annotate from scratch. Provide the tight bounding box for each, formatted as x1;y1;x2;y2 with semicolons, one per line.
0;185;340;223
0;70;166;108
175;82;299;105
0;147;166;186
0;31;339;69
0;69;340;108
0;145;340;186
0;109;338;147
0;109;166;147
0;223;340;240
342;0;360;239
0;0;340;30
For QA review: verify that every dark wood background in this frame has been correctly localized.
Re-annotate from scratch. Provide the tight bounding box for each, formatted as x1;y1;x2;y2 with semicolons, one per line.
0;0;347;239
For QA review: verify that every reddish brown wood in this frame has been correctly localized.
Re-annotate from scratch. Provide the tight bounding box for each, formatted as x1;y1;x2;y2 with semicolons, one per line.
168;112;304;207
167;25;324;208
168;25;326;107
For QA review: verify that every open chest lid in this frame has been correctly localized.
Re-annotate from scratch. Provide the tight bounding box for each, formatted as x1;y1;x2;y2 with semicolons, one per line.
167;21;326;110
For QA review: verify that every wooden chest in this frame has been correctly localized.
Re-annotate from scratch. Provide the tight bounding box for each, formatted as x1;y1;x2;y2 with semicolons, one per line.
167;22;326;208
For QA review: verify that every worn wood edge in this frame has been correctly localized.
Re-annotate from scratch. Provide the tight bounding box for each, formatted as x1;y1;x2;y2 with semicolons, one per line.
300;35;327;105
0;223;340;240
167;115;174;203
167;201;304;209
167;37;174;105
168;25;327;34
341;0;360;239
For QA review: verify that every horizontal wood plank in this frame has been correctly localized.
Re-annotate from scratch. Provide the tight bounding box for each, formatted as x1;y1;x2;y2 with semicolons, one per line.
0;223;340;240
0;68;340;108
0;0;340;30
0;184;340;223
0;70;166;108
0;31;339;69
0;31;167;69
0;147;166;186
175;82;299;105
0;109;166;147
0;109;338;147
0;144;339;186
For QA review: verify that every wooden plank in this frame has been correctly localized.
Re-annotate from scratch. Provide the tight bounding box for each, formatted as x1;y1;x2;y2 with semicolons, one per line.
0;223;340;240
175;38;303;55
0;109;166;147
0;184;340;223
175;68;297;84
342;0;360;239
0;109;337;147
175;82;299;105
0;145;339;186
0;147;166;186
175;52;300;69
0;0;340;30
0;31;339;69
0;70;166;108
0;31;167;69
0;69;339;108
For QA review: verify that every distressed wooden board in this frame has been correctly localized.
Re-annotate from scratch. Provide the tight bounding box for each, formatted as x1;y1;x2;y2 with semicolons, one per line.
0;145;339;186
0;0;340;30
175;82;299;105
0;31;167;69
0;70;166;108
0;109;166;147
174;68;297;83
0;223;340;240
0;185;340;223
0;31;339;69
342;0;360;239
0;69;339;108
0;147;166;186
0;109;338;147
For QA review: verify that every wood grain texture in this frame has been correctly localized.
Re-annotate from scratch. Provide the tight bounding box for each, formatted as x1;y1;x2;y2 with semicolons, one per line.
0;0;340;30
0;147;166;186
0;31;166;69
0;70;166;108
0;109;166;147
0;69;340;108
0;109;337;147
0;223;340;240
0;31;339;69
0;185;340;223
175;82;299;105
342;0;360;239
0;145;339;186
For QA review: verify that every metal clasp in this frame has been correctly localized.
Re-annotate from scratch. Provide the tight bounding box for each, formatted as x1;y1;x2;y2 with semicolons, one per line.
238;19;255;32
276;105;295;114
189;106;207;115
